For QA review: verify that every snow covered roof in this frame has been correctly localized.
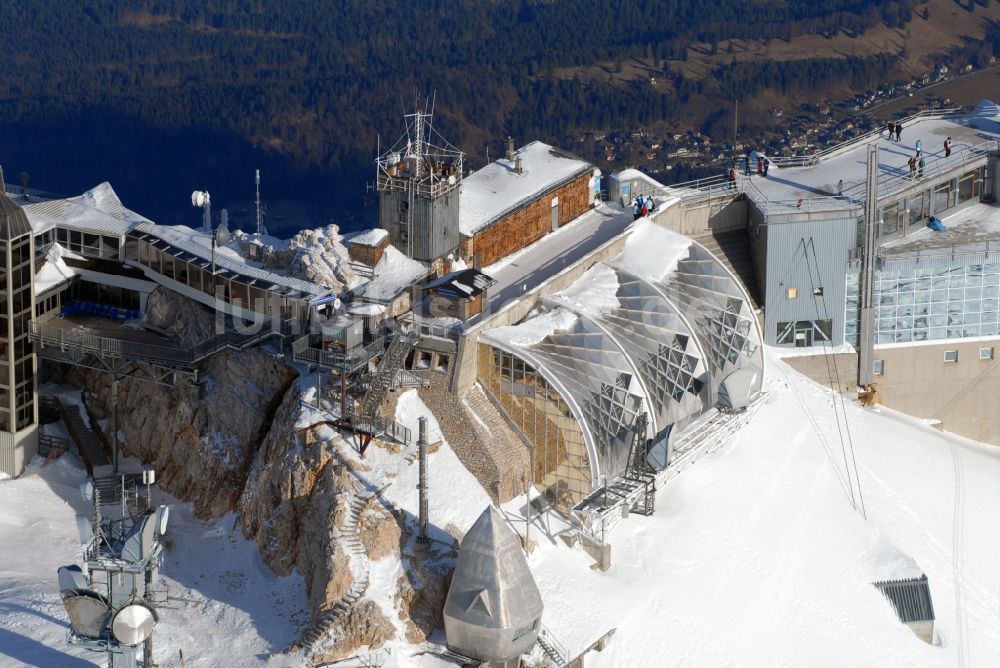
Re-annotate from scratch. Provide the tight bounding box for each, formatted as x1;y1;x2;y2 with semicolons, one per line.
22;182;148;236
345;228;389;247
356;244;429;302
460;141;592;236
881;202;1000;257
132;223;330;299
34;243;77;295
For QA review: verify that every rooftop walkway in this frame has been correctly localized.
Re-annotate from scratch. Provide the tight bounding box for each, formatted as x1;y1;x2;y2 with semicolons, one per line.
484;203;633;312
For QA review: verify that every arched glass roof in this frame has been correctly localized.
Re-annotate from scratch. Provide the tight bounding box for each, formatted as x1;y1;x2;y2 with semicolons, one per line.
480;222;763;485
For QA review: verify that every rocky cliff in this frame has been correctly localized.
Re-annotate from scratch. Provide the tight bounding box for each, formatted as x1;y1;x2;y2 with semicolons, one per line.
73;288;402;660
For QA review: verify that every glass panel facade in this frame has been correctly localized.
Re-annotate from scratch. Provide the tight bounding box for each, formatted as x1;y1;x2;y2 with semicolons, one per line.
845;263;1000;346
479;344;590;511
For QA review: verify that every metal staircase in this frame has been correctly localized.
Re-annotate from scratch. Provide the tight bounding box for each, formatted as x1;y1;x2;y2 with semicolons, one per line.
357;330;417;417
536;624;568;667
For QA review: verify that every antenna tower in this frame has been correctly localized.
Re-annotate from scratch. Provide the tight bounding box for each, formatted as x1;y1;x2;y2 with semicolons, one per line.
255;169;264;236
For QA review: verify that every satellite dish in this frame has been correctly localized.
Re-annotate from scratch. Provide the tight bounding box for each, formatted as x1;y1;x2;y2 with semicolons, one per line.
121;515;157;563
63;590;111;639
447;174;456;185
57;565;89;591
156;505;170;536
332;298;343;312
79;481;94;502
75;515;93;544
191;190;210;208
111;602;158;646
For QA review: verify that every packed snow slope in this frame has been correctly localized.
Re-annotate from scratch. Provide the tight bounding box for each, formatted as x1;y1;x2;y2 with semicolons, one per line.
528;351;1000;667
3;350;1000;666
0;455;307;668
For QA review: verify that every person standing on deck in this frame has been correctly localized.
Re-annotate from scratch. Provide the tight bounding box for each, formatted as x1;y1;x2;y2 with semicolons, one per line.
837;179;844;197
757;157;763;176
945;137;953;157
744;154;751;177
727;165;737;190
918;155;925;179
896;122;903;142
763;157;770;177
908;156;917;179
887;121;896;141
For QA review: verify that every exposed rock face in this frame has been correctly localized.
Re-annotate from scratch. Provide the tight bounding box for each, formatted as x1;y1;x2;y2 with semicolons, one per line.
232;224;358;291
311;600;395;665
143;285;218;345
78;346;296;517
73;288;461;659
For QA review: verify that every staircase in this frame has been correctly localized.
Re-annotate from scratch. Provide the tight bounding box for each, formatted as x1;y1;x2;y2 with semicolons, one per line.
296;489;371;652
696;230;761;309
57;400;113;478
357;331;417;418
537;624;568;667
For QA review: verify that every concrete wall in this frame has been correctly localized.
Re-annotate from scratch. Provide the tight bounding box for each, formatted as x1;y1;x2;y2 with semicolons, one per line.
783;352;859;393
871;337;1000;445
451;231;631;395
654;196;747;237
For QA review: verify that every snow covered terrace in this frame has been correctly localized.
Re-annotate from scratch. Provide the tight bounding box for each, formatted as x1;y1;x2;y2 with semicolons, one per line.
744;100;1000;218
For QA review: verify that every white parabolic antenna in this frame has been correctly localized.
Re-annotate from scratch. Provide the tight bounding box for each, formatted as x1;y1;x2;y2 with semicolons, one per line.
112;602;158;646
191;190;210;208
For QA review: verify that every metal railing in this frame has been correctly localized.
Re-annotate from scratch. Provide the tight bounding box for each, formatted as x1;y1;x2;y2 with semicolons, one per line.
291;332;388;371
879;238;1000;261
868;139;994;203
30;321;274;369
769;108;965;168
400;314;461;341
344;410;412;446
742;178;861;217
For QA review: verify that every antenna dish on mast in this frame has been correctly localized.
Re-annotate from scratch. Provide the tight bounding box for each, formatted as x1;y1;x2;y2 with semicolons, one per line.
191;191;210;208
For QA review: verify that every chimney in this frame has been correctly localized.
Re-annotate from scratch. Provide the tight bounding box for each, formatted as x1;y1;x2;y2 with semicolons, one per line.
505;136;515;161
515;157;524;175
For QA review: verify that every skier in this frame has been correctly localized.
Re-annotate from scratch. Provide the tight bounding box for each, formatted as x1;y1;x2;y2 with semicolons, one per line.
757;157;763;176
918;155;925;179
944;136;953;158
727;165;737;190
763;157;770;177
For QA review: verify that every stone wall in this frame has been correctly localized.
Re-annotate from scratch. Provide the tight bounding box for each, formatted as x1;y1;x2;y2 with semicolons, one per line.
409;371;530;504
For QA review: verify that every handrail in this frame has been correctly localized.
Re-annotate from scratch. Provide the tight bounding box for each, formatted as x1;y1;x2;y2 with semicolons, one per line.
29;321;273;368
769;108;965;167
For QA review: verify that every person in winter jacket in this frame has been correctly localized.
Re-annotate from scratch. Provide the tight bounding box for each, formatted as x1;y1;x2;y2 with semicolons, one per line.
944;137;953;158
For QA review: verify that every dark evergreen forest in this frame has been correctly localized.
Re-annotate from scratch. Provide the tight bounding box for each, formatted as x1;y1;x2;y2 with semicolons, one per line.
0;0;932;231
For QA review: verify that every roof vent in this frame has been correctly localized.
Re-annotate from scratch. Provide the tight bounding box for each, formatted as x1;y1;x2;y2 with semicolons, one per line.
514;157;524;175
505;137;515;161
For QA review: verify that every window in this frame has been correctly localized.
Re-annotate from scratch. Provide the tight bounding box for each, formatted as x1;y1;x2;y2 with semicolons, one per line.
812;286;824;296
873;359;885;375
787;287;798;299
980;347;994;360
943;350;958;363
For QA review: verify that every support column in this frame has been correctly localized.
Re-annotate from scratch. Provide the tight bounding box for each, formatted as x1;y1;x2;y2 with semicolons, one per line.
416;416;429;546
858;143;879;389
